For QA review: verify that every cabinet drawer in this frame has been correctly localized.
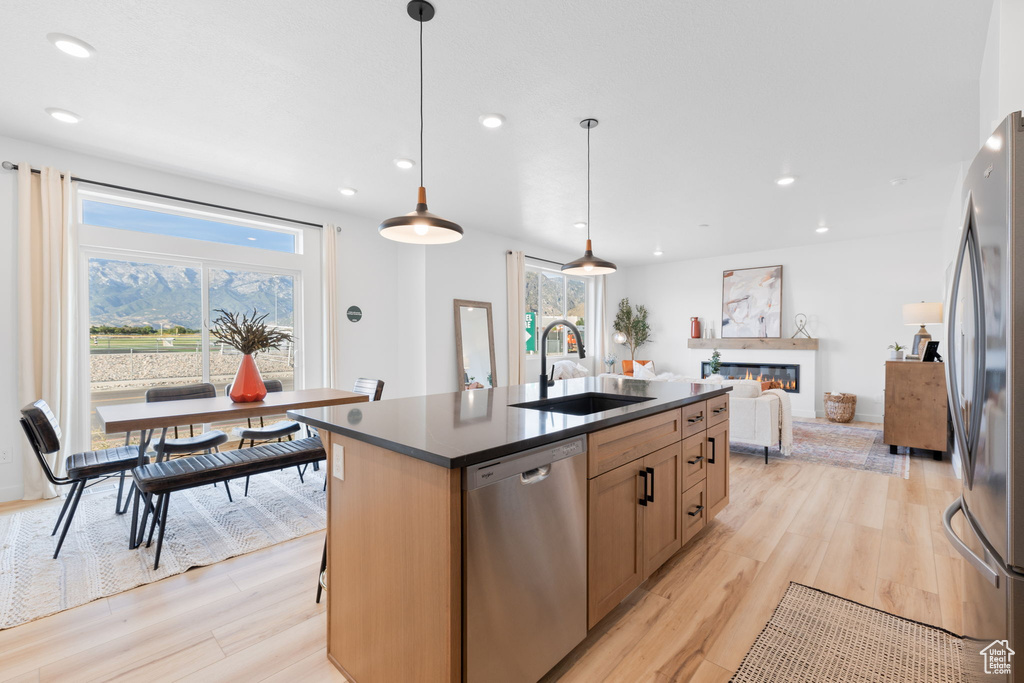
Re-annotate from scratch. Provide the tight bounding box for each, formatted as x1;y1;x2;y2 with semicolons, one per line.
707;394;729;427
588;409;683;478
682;480;707;544
680;432;707;491
680;401;709;439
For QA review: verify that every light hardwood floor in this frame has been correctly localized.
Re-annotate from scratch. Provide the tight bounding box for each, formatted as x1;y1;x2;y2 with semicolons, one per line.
0;422;963;683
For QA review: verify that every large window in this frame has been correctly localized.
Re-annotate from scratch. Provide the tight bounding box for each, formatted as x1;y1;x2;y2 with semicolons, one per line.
524;265;587;357
78;187;321;449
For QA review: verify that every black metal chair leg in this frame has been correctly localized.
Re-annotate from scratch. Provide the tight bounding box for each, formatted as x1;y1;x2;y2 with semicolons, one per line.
224;479;233;502
764;446;769;464
153;494;170;570
137;492;156;545
117;482;136;515
146;494;163;547
53;481;85;559
296;465;305;483
130;485;141;548
244;476;250;497
115;471;126;514
316;537;327;603
52;481;79;536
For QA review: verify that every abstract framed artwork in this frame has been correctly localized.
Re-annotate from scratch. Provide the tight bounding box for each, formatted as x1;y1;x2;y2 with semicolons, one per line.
722;265;783;338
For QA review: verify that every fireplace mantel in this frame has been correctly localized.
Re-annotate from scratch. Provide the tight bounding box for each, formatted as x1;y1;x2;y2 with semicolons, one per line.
686;338;818;351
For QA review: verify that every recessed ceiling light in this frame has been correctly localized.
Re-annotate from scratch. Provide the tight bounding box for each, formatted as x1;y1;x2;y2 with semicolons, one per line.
47;33;95;59
653;248;663;256
479;114;505;129
986;135;1003;151
338;187;357;196
45;107;81;124
573;221;587;229
776;176;796;186
393;158;415;170
816;226;829;233
247;237;257;241
889;177;907;186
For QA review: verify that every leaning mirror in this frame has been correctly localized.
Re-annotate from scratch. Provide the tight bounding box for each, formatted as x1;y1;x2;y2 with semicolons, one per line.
454;299;497;391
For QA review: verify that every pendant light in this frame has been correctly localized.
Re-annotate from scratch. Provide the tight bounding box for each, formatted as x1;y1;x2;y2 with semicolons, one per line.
562;118;617;275
378;1;464;244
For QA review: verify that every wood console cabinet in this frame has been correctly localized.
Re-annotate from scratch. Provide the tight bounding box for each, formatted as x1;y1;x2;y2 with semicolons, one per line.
883;360;948;456
587;398;730;628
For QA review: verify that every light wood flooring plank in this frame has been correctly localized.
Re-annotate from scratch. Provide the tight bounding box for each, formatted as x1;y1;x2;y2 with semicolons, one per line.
839;471;889;529
813;521;883;604
873;578;943;626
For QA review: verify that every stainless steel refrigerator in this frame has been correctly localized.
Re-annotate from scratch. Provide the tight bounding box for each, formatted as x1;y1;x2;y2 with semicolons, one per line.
944;111;1024;682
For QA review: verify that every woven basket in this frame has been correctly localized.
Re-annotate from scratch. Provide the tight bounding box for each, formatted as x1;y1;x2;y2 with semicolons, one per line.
824;393;857;423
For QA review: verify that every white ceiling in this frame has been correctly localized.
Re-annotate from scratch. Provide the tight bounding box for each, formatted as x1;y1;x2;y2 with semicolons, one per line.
0;0;994;265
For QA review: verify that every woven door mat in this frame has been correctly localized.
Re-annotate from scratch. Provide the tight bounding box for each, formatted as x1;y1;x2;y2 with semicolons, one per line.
732;583;965;682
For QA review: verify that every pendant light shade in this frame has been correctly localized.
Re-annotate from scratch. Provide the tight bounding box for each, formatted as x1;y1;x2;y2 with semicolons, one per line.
378;1;463;244
562;118;616;275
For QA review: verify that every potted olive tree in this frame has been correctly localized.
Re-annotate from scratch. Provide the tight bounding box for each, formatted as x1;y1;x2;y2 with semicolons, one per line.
612;298;652;361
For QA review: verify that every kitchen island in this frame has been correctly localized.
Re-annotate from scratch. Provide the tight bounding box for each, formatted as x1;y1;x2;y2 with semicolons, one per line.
291;376;731;683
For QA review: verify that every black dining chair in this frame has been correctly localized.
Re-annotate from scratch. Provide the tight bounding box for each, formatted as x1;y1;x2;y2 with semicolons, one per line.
225;379;305;496
19;400;140;558
145;383;231;497
316;378;385;603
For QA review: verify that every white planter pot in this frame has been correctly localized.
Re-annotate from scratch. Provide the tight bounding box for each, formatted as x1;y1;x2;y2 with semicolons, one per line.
890;350;904;360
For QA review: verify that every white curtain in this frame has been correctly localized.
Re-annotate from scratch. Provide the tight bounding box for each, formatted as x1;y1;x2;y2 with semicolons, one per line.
505;250;526;386
321;223;340;388
17;165;80;500
591;274;608;373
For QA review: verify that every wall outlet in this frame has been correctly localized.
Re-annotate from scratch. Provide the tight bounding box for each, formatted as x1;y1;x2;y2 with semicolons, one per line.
332;445;344;481
0;447;11;465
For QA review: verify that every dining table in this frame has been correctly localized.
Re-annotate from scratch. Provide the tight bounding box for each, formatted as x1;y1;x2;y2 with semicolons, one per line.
96;387;368;548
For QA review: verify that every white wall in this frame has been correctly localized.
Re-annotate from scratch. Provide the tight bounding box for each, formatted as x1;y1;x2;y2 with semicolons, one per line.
979;0;1024;145
608;231;947;423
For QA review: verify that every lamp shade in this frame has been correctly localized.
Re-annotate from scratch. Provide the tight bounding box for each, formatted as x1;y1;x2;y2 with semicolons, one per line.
378;187;464;244
902;302;943;325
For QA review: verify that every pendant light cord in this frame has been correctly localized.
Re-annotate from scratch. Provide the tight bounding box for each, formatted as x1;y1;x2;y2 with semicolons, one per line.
586;125;591;241
419;13;424;189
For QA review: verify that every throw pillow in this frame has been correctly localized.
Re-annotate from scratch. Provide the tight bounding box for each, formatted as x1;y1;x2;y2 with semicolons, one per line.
633;360;656;380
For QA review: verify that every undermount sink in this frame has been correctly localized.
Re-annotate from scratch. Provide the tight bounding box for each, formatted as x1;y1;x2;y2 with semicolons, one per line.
511;392;655;417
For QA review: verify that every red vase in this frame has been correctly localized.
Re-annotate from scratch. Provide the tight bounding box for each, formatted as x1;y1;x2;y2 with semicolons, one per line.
229;354;267;403
690;317;702;339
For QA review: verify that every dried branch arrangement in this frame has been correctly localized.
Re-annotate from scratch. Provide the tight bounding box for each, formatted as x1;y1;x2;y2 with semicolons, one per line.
211;308;294;355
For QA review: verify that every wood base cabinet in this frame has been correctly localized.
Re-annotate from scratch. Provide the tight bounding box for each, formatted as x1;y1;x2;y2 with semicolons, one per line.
587;398;730;628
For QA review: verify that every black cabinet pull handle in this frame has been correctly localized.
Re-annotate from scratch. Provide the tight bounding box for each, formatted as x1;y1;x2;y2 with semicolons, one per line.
713;406;727;414
687;505;705;517
638;470;648;506
687;414;704;424
708;436;716;464
686;454;704;465
646;466;654;502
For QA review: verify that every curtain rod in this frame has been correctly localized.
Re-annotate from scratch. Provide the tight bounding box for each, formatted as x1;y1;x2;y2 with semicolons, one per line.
510;251;564;267
1;161;324;229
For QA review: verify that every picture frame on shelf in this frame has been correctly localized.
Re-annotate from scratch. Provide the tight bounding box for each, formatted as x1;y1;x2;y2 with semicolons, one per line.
722;264;783;338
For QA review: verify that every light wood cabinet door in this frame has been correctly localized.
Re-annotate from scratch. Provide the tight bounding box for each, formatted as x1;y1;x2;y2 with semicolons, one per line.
588;408;683;478
681;431;707;491
707;393;730;427
680;400;709;440
642;443;682;578
705;420;730;517
588;462;645;629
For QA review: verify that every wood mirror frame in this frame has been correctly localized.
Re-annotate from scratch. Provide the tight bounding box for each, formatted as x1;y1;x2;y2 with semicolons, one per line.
453;299;497;391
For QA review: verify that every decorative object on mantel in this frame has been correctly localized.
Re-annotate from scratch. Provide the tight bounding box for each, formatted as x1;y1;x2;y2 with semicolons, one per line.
212;308;294;403
561;118;617;275
722;264;783;338
612;297;651;360
791;313;811;338
690;317;701;339
708;349;722;380
687;337;818;350
603;354;617;372
902;301;943;356
824;392;857;423
888;341;905;360
377;1;464;244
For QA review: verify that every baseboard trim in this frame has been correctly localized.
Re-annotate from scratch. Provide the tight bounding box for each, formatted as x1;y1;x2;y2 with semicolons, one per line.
0;483;25;503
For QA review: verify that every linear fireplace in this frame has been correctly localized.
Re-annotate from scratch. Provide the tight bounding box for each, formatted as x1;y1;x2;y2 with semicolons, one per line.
701;361;800;393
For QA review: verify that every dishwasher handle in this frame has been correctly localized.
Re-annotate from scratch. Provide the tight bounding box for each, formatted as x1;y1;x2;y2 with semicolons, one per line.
520;465;551;485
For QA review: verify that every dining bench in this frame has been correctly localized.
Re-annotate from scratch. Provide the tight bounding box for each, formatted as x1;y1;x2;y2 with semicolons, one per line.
132;436;326;569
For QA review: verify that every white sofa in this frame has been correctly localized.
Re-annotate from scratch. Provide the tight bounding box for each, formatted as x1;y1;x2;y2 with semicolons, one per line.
600;374;793;461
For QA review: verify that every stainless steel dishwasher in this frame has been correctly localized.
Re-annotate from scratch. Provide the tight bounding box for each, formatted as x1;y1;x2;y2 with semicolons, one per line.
463;435;588;683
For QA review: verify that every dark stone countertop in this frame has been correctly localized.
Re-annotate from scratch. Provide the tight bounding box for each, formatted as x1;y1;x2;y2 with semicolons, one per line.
289;376;730;469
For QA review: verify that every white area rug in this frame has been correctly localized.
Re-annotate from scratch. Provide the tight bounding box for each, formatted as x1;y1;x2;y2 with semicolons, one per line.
0;469;326;630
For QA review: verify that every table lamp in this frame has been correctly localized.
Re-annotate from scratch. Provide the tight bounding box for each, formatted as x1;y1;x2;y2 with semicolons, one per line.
902;302;943;357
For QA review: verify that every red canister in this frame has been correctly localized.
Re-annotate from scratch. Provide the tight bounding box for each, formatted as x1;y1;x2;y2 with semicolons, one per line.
690;317;701;339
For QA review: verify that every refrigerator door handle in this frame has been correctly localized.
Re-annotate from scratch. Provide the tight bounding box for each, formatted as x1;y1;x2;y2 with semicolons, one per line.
946;197;974;487
965;217;987;472
943;496;1000;588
